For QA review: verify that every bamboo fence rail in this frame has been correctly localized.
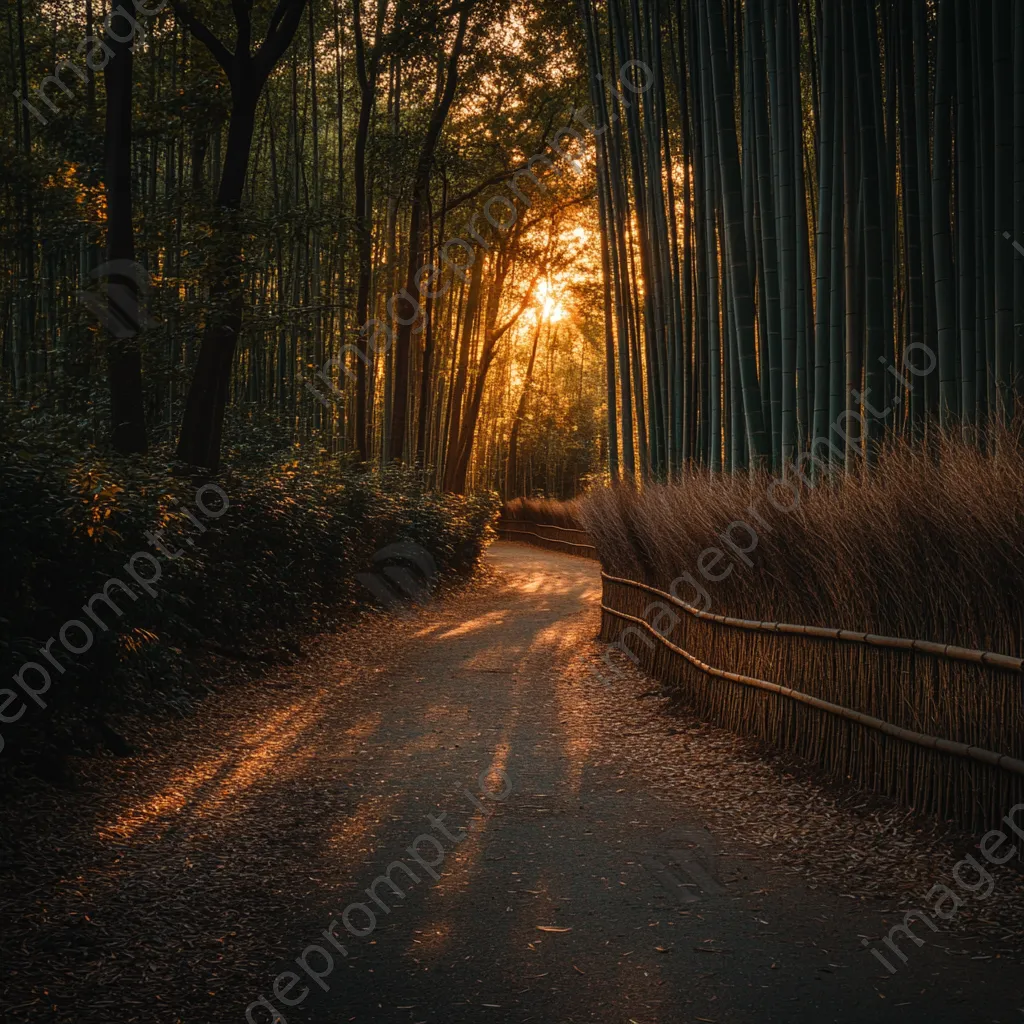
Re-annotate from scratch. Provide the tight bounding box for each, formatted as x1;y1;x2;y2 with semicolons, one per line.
603;602;1024;778
600;574;1024;831
497;523;1024;831
496;520;598;558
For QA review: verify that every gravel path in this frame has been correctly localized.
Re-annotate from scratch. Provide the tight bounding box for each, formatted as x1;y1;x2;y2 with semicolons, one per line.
2;542;1022;1024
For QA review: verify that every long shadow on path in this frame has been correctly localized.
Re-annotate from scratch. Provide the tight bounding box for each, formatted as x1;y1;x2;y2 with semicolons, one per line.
5;544;1021;1024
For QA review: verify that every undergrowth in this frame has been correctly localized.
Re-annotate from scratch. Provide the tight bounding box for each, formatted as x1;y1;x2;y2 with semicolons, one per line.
1;412;498;768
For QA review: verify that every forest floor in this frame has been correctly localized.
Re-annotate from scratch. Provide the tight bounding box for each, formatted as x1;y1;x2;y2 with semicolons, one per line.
2;542;1024;1024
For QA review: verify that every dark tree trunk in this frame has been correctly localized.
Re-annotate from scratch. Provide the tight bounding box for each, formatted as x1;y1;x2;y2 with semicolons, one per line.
173;0;308;469
443;257;483;488
389;4;471;462
104;18;147;454
504;320;543;499
352;0;387;462
416;183;443;467
706;0;771;466
175;90;259;468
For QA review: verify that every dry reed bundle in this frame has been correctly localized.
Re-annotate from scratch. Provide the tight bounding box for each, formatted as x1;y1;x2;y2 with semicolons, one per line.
580;434;1024;832
581;434;1024;657
503;497;584;530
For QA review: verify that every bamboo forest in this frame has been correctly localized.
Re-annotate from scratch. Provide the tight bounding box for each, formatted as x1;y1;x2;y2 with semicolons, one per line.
2;2;1024;1023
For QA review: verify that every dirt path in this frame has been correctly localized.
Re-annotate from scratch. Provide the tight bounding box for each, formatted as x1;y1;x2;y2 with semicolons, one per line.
3;542;1022;1024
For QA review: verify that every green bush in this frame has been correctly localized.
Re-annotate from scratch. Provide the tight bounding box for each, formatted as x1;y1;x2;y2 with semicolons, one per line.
0;414;498;761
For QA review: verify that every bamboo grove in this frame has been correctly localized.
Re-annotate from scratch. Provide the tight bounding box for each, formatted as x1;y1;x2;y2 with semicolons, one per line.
6;0;1024;492
1;0;607;494
582;0;1024;481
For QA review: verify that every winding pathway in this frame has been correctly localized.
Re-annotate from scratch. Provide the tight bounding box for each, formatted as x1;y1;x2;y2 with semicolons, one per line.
3;543;1022;1024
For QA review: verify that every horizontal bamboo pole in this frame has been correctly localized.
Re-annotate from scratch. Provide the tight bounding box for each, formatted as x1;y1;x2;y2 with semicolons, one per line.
603;573;1024;673
602;604;1024;779
496;523;598;556
498;526;1021;672
498;520;587;536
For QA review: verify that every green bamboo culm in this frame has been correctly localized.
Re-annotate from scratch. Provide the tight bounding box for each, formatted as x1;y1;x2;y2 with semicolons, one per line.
580;0;1024;488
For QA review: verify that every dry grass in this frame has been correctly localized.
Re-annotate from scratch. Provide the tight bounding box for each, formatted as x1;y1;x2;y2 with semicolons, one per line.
580;433;1024;658
566;433;1024;832
503;496;584;530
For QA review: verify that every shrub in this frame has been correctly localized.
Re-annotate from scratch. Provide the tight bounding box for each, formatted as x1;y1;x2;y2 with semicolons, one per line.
0;414;498;761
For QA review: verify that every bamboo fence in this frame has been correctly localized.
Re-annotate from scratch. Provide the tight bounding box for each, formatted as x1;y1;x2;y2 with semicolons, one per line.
496;520;599;558
499;522;1024;832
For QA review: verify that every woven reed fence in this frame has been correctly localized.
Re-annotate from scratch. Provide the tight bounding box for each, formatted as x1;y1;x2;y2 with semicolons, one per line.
495;517;1024;832
496;520;598;559
600;573;1024;833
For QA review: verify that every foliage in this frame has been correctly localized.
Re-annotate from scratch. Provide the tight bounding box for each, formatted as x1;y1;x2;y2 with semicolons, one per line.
0;0;597;485
0;412;498;758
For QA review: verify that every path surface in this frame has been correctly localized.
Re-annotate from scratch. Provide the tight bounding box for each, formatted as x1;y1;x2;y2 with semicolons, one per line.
3;543;1023;1024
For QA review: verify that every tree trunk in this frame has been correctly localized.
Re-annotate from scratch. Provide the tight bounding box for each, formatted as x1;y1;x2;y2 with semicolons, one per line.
932;0;958;427
104;18;147;454
993;0;1014;422
173;0;308;469
706;0;771;466
389;4;471;462
176;89;259;468
352;0;387;461
443;256;483;488
505;320;543;499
